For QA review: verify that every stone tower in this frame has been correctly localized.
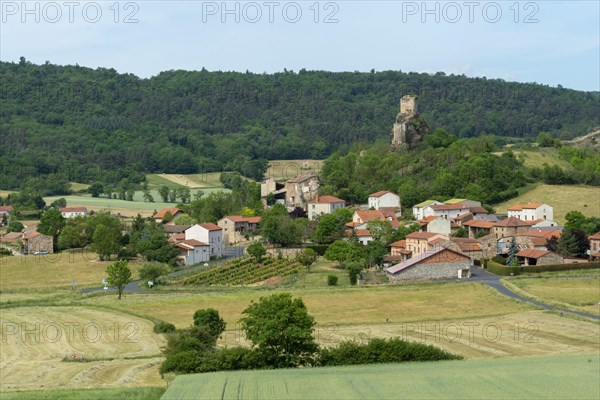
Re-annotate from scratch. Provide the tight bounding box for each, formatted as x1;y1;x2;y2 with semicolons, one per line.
391;95;428;149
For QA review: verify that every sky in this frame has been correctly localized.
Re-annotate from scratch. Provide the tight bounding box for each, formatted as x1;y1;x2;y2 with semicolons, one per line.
1;1;598;91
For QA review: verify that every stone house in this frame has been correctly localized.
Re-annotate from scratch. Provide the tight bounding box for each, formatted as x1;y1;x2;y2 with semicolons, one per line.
386;247;471;282
217;216;261;243
176;239;210;266
185;223;223;258
307;196;345;221
368;191;401;211
516;249;563;266
261;173;319;211
491;217;532;239
22;232;53;254
463;220;495;239
588;232;600;256
422;216;451;236
507;203;554;222
0;231;23;243
436;237;482;264
59;207;88;219
0;205;14;219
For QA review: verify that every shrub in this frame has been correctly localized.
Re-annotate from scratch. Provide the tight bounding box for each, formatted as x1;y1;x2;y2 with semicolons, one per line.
306;244;329;256
160;350;202;374
491;255;506;265
327;275;338;286
0;248;12;256
486;260;600;276
154;321;176;334
319;337;462;367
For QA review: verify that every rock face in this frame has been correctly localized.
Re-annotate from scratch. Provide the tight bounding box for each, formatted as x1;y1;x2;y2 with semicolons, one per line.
391;95;429;149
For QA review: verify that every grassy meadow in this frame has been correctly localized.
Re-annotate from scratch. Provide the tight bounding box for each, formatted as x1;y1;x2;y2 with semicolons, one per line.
0;388;165;400
0;251;144;290
163;353;600;400
493;184;600;222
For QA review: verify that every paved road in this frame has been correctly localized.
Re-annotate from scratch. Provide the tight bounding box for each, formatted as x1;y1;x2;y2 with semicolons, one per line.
470;266;599;320
81;245;245;294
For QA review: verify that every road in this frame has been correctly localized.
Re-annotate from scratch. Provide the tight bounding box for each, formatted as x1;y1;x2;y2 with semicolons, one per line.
81;245;245;294
470;266;599;320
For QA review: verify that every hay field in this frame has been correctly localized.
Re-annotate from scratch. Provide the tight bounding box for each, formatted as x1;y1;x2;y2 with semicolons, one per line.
266;159;323;181
493;184;600;222
0;307;166;392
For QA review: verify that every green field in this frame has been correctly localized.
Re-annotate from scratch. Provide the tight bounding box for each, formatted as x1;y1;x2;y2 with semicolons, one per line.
494;148;571;170
43;188;229;217
493;184;600;222
1;387;165;400
162;353;600;400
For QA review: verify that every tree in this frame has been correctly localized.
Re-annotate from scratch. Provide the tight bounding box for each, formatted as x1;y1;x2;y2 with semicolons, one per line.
92;224;122;260
246;242;267;262
506;236;519;267
260;204;307;247
139;262;171;285
193;308;226;340
158;186;170;202
58;222;87;249
105;260;132;299
7;219;24;233
38;208;65;249
343;260;364;285
173;214;196;225
240;293;318;368
324;240;364;265
49;198;67;208
557;228;590;258
312;208;352;244
88;182;104;197
296;248;318;272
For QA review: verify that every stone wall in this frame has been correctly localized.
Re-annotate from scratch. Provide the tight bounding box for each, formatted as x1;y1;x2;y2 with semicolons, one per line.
387;260;470;282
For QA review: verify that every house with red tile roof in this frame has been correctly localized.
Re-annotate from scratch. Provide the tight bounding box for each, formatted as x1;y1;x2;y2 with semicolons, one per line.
59;207;88;219
588;232;600;256
405;231;448;256
423;203;489;220
218;216;262;243
307;195;346;221
463;219;495;238
386;247;470;282
185;223;223;258
491;217;532;239
153;208;183;223
507;203;553;222
0;205;14;218
368;191;400;211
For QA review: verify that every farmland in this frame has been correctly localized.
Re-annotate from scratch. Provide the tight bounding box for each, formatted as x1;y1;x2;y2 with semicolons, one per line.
493;184;600;222
177;258;303;286
162;353;600;400
265;159;323;182
0;251;144;290
506;275;600;315
0;307;166;392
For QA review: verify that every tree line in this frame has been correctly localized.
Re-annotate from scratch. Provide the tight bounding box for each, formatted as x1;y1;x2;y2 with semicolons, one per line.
1;59;598;192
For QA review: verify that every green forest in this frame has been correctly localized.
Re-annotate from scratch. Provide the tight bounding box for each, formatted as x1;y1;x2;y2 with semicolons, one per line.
1;58;599;193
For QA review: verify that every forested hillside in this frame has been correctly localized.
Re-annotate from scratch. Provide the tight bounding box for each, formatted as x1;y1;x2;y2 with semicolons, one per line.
1;58;599;192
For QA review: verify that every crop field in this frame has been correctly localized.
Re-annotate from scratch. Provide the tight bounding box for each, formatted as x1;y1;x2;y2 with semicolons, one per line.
85;282;532;329
493;184;600;222
177;258;303;286
0;387;165;400
162;353;600;400
43;187;228;217
0;251;144;290
506;277;600;315
147;173;225;189
0;307;166;392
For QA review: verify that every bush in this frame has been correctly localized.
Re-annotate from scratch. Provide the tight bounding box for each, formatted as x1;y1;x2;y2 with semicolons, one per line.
160;350;202;374
491;255;506;265
327;275;338;286
0;248;12;256
154;321;176;334
319;338;462;367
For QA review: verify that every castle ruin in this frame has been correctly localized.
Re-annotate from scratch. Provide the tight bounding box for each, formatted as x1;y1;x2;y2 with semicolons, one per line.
390;95;429;149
